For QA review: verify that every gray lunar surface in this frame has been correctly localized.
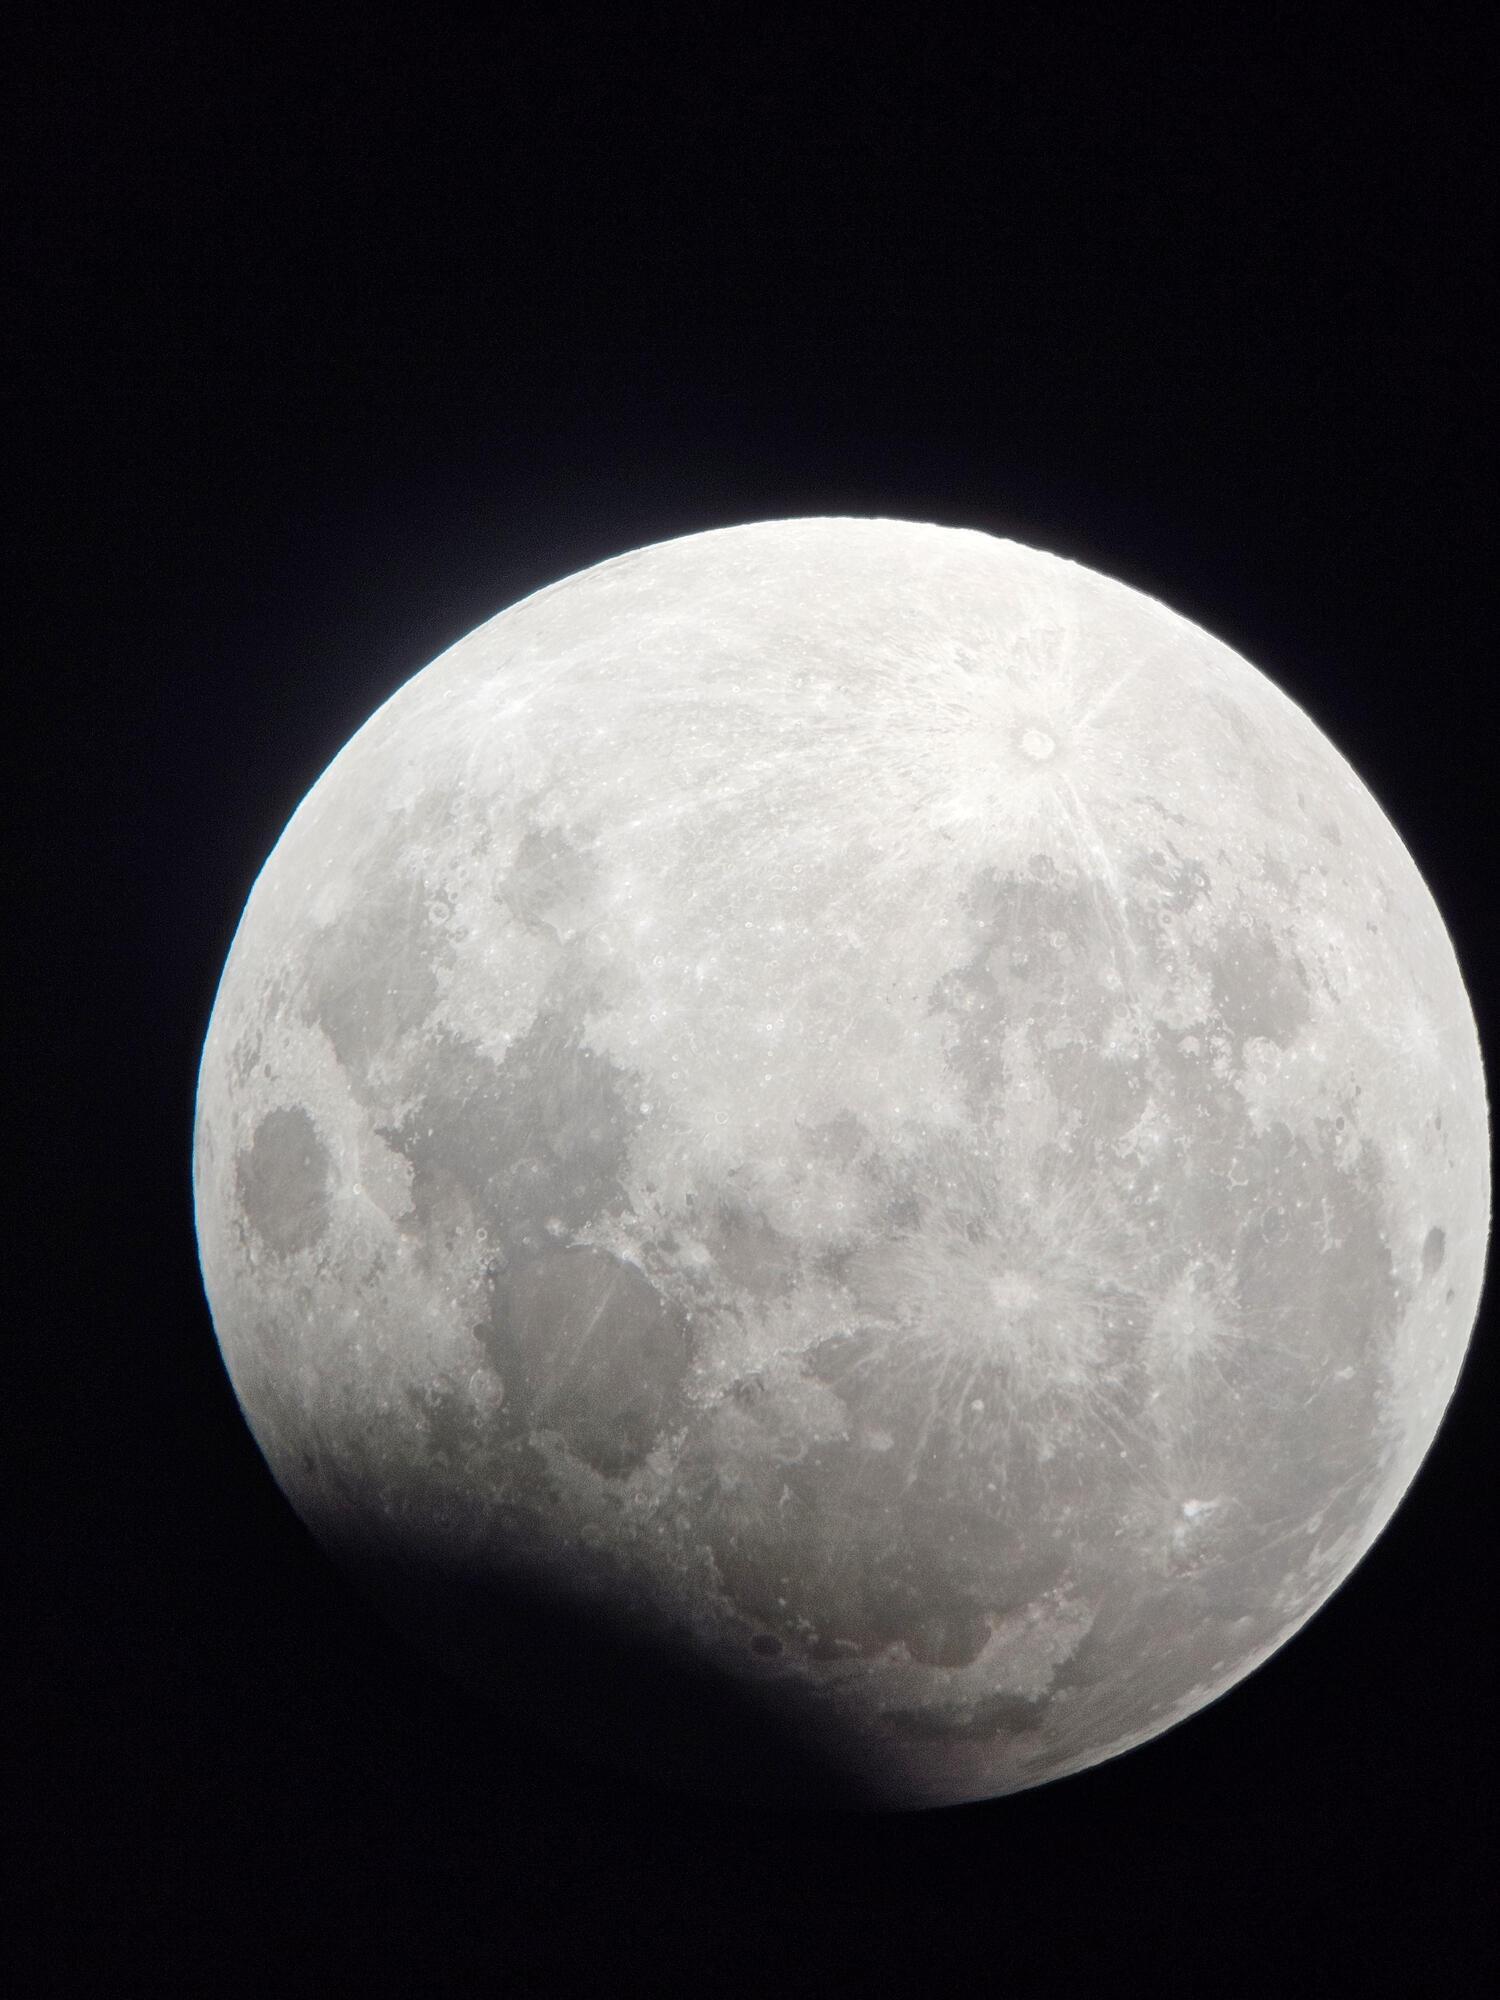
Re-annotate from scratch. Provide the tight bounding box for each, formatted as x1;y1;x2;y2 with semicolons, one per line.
194;517;1488;1808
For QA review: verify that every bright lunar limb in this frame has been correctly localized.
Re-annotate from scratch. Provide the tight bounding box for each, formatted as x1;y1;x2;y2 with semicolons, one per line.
194;518;1488;1809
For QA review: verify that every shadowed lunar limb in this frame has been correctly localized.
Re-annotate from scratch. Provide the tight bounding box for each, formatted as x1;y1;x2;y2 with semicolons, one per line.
328;1529;892;1814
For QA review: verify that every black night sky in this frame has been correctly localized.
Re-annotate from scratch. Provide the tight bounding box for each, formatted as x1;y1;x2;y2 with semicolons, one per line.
14;9;1496;1993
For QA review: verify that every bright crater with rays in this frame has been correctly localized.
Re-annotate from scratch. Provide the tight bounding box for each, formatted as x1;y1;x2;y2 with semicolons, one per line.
194;518;1487;1809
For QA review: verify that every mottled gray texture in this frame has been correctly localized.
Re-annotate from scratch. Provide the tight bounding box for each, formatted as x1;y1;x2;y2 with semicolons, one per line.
194;518;1488;1808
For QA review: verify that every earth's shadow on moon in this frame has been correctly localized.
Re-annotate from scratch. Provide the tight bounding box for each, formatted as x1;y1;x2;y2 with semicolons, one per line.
334;1540;893;1815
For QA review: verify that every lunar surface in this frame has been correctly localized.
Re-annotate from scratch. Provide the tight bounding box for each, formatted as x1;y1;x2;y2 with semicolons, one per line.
194;518;1487;1809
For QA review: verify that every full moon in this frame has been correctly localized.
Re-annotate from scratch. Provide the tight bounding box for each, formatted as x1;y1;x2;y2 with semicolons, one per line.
194;518;1487;1809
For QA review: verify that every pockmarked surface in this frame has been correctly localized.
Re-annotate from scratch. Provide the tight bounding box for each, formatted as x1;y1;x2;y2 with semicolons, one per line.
195;519;1488;1807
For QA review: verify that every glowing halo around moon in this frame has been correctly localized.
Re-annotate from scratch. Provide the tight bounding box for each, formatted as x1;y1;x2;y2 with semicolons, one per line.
194;517;1487;1810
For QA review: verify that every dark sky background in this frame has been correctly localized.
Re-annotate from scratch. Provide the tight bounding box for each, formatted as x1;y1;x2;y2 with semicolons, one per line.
13;8;1496;1993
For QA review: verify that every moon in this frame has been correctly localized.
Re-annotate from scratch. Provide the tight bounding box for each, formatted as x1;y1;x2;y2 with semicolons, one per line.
194;518;1488;1809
